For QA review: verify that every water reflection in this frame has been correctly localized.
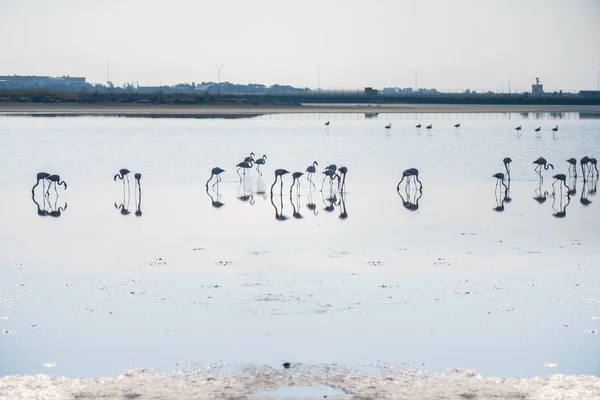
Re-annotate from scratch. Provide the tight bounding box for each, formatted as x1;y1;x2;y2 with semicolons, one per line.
290;193;303;219
306;190;318;216
270;194;288;221
31;193;68;218
237;179;255;205
533;179;549;204
338;193;348;219
493;190;508;212
552;193;570;218
322;192;337;213
206;186;225;209
134;173;143;217
398;187;422;212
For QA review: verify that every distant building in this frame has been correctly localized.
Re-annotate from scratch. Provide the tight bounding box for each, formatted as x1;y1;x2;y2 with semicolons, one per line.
364;87;378;96
0;75;90;91
532;77;544;94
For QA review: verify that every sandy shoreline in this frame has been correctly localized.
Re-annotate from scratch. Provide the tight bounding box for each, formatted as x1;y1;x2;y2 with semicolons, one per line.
1;365;598;400
0;102;599;118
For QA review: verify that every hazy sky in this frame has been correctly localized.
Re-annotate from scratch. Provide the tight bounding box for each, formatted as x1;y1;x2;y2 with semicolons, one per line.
1;0;599;92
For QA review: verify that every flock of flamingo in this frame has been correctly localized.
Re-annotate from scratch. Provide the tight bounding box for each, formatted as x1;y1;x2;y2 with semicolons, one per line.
28;122;596;219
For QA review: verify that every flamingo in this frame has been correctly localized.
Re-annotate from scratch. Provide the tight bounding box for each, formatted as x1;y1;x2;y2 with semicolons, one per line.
255;155;267;175
552;174;569;195
46;174;67;195
534;127;541;137
337;166;348;192
397;168;422;191
589;157;598;178
551;126;558;138
243;152;255;163
581;156;591;181
321;169;339;192
415;124;422;129
533;157;554;180
31;172;51;195
306;161;318;187
270;169;289;195
493;173;508;192
425;124;432;132
566;158;577;178
503;157;512;180
114;168;131;196
236;160;253;180
290;172;304;195
385;123;392;130
325;121;330;126
134;173;143;217
206;167;225;187
206;186;225;208
515;125;522;133
454;123;460;132
325;164;337;172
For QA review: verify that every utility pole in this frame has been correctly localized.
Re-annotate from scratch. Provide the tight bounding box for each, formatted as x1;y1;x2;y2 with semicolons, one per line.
508;68;511;94
318;64;322;91
213;64;224;83
412;68;420;92
597;69;599;91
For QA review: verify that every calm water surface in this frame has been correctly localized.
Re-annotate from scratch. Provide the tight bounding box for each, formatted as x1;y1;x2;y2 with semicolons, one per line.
0;113;599;378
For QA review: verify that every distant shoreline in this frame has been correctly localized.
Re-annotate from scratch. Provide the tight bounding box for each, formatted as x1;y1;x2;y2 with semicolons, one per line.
1;102;599;118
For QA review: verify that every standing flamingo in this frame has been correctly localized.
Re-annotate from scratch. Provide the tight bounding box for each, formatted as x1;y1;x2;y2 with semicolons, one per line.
31;172;51;195
46;174;67;195
290;172;304;195
325;121;330;126
425;124;432;133
255;155;267;175
493;173;508;192
454;123;460;132
503;157;512;180
385;123;392;130
534;127;541;137
589;157;598;178
206;167;225;187
552;174;569;195
397;168;422;191
306;161;318;187
236;160;253;180
243;152;255;163
415;124;422;129
321;169;339;192
533;157;554;180
581;156;591;181
566;158;577;178
551;126;558;139
337;166;348;193
270;169;289;196
515;125;522;133
114;168;131;196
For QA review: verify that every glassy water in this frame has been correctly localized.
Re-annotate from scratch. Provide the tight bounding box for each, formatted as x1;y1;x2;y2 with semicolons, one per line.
0;113;599;379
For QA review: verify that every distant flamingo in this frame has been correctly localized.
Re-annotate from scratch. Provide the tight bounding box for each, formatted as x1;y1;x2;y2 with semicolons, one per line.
493;173;508;192
325;121;330;126
114;168;131;196
515;125;522;133
134;173;142;217
306;161;318;187
243;152;255;163
270;169;289;195
415;124;422;129
566;158;577;178
503;157;512;179
321;169;339;192
454;123;460;132
551;126;558;139
31;172;51;195
46;174;67;195
552;174;569;195
534;127;541;137
206;167;225;187
397;168;422;191
236;160;253;180
255;155;267;175
581;156;591;181
425;124;432;132
385;123;392;130
337;166;348;192
589;157;598;178
290;172;304;195
533;157;554;180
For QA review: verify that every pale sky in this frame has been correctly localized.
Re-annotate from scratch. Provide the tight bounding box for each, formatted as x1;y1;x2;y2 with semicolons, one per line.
1;0;599;92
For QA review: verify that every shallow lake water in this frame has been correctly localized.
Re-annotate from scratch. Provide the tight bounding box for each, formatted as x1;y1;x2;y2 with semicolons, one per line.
0;113;599;380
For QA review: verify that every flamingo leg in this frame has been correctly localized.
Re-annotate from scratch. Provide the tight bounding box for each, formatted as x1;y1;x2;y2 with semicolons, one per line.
321;176;327;192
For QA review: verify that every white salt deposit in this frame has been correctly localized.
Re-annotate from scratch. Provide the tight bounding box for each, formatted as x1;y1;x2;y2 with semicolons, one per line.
1;365;599;400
